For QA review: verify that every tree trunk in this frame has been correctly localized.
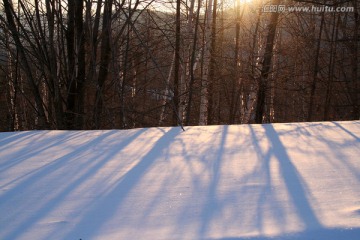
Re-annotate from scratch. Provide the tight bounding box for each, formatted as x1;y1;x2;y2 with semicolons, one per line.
186;0;202;125
173;0;182;126
255;0;280;124
199;0;213;125
3;0;49;129
307;13;325;122
351;0;359;119
324;13;339;121
207;0;217;125
45;0;64;129
94;0;113;129
65;0;85;129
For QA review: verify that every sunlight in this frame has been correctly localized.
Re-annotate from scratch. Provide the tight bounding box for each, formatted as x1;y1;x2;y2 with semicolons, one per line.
238;0;253;3
233;0;255;9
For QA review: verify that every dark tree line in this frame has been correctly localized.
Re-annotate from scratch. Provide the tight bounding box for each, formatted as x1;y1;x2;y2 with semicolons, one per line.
0;0;359;131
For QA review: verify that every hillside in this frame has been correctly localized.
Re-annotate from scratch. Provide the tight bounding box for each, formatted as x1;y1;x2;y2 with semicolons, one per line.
1;121;360;239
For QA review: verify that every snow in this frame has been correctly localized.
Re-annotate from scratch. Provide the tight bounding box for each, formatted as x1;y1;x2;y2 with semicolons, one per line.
1;121;360;240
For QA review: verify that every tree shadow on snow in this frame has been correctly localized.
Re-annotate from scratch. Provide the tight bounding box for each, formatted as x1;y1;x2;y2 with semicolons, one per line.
244;124;321;235
62;127;182;239
199;126;229;236
208;227;360;240
0;129;147;240
263;124;321;229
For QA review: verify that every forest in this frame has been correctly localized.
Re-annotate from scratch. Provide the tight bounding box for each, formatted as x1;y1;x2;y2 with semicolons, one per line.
0;0;359;131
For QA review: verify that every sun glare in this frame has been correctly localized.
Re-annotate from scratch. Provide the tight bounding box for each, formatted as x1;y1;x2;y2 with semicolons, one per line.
234;0;255;8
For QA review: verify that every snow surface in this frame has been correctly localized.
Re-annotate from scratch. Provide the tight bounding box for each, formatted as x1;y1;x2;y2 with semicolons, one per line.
1;121;360;240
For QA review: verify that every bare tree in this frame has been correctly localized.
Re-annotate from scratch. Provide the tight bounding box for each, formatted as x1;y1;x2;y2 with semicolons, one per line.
255;0;281;124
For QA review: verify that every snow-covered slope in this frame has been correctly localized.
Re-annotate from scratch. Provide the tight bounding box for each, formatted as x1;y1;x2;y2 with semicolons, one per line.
1;121;360;240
